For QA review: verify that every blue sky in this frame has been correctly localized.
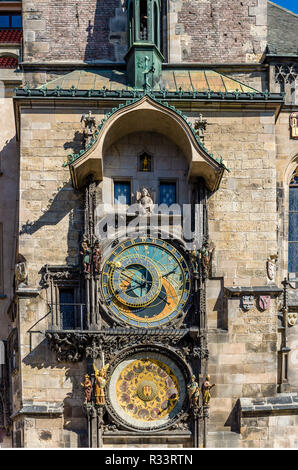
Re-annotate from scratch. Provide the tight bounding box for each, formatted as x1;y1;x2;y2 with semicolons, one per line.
270;0;298;14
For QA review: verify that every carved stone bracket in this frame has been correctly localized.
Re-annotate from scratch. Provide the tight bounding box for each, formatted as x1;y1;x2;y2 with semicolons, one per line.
41;265;80;289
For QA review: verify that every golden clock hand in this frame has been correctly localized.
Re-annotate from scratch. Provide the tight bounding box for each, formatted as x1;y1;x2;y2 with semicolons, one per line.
162;267;178;277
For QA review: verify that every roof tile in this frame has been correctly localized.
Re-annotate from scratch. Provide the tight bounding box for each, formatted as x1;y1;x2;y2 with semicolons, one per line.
0;29;22;44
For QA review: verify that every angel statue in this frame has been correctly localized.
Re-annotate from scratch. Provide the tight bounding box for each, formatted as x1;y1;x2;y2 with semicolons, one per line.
81;374;92;404
93;363;110;406
187;375;200;407
136;187;154;214
202;374;215;405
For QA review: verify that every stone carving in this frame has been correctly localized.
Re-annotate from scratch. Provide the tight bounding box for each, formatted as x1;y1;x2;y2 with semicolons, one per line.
241;295;254;311
136;188;154;214
93;363;110;406
81;374;92;403
187;375;200;407
258;295;271;311
201;375;215;405
275;63;298;85
290;113;298;139
288;312;297;327
15;254;28;287
46;332;88;362
46;329;193;363
41;265;80;288
267;255;277;281
81;111;97;148
194;114;208;142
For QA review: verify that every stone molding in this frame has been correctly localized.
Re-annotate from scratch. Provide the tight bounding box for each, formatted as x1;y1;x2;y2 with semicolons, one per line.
240;393;298;416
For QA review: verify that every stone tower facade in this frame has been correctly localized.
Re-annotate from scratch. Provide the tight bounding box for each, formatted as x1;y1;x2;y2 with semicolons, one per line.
0;0;298;448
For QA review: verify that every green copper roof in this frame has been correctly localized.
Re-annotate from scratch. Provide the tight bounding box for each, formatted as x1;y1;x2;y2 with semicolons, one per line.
39;68;259;93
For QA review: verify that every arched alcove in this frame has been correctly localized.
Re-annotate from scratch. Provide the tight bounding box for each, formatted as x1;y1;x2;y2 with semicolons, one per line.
68;95;226;192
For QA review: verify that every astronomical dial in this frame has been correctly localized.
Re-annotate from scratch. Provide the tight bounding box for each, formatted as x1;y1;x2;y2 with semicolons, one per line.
101;238;191;327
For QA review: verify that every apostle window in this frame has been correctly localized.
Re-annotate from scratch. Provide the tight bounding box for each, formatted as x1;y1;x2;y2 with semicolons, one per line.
160;181;177;205
114;181;131;206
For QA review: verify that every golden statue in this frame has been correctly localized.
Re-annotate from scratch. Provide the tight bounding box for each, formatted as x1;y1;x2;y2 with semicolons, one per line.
187;375;200;407
202;374;215;405
93;363;109;406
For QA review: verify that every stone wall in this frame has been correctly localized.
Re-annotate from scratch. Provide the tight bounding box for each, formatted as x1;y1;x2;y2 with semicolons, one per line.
22;0;268;65
23;0;127;64
191;108;277;286
168;0;267;63
0;87;19;339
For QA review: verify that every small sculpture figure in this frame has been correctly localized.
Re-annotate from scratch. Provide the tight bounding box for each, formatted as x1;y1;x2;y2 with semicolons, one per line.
93;363;110;406
190;245;200;274
81;111;97;148
80;241;92;274
187;375;200;407
81;374;92;403
267;255;277;281
200;240;215;278
202;374;215;405
139;153;152;172
194;114;208;142
92;240;102;274
136;188;154;214
15;254;28;287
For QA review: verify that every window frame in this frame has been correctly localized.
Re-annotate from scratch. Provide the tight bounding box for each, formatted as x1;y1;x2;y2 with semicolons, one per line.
0;12;22;29
159;179;178;205
113;179;132;207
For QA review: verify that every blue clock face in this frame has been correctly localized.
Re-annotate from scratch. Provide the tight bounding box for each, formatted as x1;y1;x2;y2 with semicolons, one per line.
101;238;191;328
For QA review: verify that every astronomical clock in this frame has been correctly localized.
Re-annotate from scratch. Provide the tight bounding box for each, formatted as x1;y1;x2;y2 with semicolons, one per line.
101;238;191;328
46;179;209;447
98;237;195;434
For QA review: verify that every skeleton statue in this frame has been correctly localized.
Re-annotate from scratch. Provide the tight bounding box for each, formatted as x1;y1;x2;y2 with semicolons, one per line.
136;188;154;214
190;244;200;274
200;240;215;278
81;111;97;148
92;240;102;275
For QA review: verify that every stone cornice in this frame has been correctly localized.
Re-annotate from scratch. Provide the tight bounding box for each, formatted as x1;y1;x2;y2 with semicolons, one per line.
240;394;298;416
225;285;283;296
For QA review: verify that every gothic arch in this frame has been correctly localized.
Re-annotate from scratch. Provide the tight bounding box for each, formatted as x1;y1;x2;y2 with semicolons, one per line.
67;95;227;192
